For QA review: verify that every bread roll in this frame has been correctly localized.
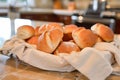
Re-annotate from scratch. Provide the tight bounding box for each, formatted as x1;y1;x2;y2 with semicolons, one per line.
91;23;114;42
72;28;98;48
17;25;35;39
63;24;78;33
26;36;39;46
54;41;80;55
34;26;40;36
48;22;63;29
63;24;79;41
96;36;104;42
37;29;63;53
38;22;63;35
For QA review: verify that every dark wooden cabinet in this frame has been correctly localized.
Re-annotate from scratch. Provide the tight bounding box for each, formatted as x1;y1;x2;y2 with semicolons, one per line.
0;13;7;16
115;19;120;34
58;15;72;25
20;13;59;21
20;13;72;25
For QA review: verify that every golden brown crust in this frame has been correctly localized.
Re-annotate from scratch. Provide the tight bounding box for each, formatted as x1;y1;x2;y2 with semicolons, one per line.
38;22;63;35
96;35;104;42
38;24;48;35
54;41;81;55
48;22;63;32
63;24;78;34
17;25;35;40
37;31;53;53
34;26;40;36
91;23;114;42
37;29;63;53
49;29;63;48
26;36;39;46
72;28;98;48
63;24;79;41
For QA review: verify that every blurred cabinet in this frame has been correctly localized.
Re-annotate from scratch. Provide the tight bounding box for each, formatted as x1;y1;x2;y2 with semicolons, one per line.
20;13;59;22
115;18;120;34
58;15;71;25
20;12;120;34
0;9;8;17
0;13;7;16
20;13;72;25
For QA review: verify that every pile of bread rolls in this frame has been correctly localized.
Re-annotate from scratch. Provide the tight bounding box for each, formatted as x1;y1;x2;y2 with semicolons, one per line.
16;22;114;55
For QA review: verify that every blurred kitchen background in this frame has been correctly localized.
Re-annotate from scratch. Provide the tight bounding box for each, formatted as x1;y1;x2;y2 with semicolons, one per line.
0;0;120;32
0;0;119;10
0;0;120;47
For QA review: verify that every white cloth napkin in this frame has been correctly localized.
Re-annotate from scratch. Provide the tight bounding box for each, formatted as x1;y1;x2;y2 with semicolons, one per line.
94;42;120;65
60;48;113;80
10;43;75;72
0;36;25;55
1;35;120;80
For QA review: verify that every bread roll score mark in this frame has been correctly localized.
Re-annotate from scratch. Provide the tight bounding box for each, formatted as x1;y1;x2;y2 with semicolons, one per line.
37;29;63;53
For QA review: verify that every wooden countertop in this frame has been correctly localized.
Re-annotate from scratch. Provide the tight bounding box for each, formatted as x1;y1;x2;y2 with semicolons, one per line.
0;54;120;80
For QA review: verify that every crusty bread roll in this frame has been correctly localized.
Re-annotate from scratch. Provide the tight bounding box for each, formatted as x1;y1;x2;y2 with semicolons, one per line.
38;22;63;35
96;36;104;42
63;24;79;41
37;29;63;53
17;25;35;39
48;22;63;29
72;28;98;48
54;41;80;55
37;24;47;35
91;23;114;42
34;26;40;36
63;24;78;33
26;36;39;46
